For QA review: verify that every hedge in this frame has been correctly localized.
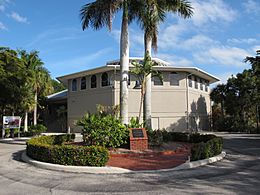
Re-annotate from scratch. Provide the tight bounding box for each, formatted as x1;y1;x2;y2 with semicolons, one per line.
26;134;109;166
191;137;223;161
160;131;223;161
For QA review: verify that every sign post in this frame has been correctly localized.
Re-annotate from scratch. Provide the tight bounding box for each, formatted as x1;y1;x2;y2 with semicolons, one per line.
2;116;21;138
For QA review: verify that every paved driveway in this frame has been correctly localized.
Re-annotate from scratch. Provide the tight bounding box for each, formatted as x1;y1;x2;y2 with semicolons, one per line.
0;133;260;194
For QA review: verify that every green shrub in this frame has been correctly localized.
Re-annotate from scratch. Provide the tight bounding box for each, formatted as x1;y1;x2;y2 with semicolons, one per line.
77;113;129;148
162;131;190;142
26;134;109;166
189;133;217;143
23;124;47;137
191;137;223;161
147;129;164;146
128;117;142;128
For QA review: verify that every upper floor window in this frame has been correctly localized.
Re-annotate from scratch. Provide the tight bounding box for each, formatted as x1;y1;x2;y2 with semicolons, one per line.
188;75;192;87
205;81;209;92
200;79;204;91
101;72;109;87
169;72;179;86
81;77;86;90
72;79;77;91
195;77;198;89
91;75;97;88
153;76;163;86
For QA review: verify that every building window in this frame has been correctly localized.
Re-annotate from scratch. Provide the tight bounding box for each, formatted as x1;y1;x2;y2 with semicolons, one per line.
72;79;77;91
200;78;204;90
153;76;163;86
195;77;198;89
188;75;192;87
205;81;209;92
91;75;97;88
101;72;109;87
81;77;86;90
169;72;179;86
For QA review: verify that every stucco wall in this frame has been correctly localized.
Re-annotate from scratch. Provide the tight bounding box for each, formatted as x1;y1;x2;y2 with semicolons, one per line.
67;72;114;132
66;69;212;132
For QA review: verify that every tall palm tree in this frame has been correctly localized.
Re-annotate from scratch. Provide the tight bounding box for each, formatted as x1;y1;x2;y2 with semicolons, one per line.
81;0;139;124
20;50;53;126
134;0;193;129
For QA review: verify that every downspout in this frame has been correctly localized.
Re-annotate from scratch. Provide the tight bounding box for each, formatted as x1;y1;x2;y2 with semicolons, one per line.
186;73;193;131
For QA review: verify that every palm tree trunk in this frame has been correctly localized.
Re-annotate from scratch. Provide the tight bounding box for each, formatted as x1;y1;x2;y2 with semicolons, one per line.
120;0;129;125
24;111;28;132
33;91;37;125
144;32;152;129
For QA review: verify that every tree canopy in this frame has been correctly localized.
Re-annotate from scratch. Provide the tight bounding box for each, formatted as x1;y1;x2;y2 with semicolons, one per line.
211;51;260;133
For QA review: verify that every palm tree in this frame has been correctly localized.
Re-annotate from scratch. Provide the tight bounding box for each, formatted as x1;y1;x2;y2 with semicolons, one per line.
81;0;140;124
134;0;193;129
20;50;53;126
131;52;162;122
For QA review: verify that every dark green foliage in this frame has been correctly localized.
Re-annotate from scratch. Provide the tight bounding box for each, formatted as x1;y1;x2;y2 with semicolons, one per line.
211;51;260;133
147;129;223;161
51;79;65;93
26;134;109;166
77;113;129;148
191;137;223;161
162;131;190;142
147;129;164;146
23;124;47;136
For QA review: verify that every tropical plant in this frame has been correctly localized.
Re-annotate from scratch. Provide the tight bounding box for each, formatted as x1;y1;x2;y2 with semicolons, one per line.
80;0;131;124
131;52;162;124
134;0;193;129
19;50;53;126
77;113;129;148
211;51;260;133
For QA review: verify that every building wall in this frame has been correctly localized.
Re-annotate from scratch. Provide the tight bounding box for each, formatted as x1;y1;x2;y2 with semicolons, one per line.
66;69;212;132
67;71;114;132
114;71;211;132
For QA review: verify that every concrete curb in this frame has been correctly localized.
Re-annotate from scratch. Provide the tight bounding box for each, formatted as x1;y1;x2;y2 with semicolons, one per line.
21;152;131;174
21;151;226;174
172;151;226;170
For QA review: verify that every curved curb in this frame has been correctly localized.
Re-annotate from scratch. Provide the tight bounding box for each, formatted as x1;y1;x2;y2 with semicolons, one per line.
173;151;227;170
21;151;131;174
21;151;226;174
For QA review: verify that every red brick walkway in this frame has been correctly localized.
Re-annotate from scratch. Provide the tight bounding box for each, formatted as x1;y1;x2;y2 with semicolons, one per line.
107;143;191;171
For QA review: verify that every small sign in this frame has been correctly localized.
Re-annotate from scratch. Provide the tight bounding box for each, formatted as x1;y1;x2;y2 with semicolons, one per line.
3;116;21;129
132;129;144;138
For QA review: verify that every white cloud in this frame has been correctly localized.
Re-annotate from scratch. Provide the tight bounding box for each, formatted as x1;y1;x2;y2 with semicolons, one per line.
243;0;260;15
194;46;250;67
215;72;233;84
0;21;7;30
9;11;28;23
156;53;193;67
190;0;237;26
228;38;260;45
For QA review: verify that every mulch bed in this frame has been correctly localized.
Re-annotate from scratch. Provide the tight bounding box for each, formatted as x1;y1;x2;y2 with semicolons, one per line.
107;142;191;171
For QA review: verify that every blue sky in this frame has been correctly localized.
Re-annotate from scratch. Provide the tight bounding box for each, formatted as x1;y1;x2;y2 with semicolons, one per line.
0;0;259;84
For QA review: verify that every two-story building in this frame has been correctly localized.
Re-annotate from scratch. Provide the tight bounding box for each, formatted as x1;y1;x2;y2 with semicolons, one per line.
49;58;219;132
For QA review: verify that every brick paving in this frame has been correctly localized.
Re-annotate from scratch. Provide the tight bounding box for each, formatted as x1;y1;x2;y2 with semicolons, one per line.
107;143;191;171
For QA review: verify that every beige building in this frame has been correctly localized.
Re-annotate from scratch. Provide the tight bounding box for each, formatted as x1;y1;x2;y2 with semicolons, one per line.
56;58;219;132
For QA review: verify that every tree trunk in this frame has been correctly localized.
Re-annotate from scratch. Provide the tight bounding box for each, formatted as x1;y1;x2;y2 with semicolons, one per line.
144;32;152;129
119;0;129;125
24;111;28;132
33;91;37;125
